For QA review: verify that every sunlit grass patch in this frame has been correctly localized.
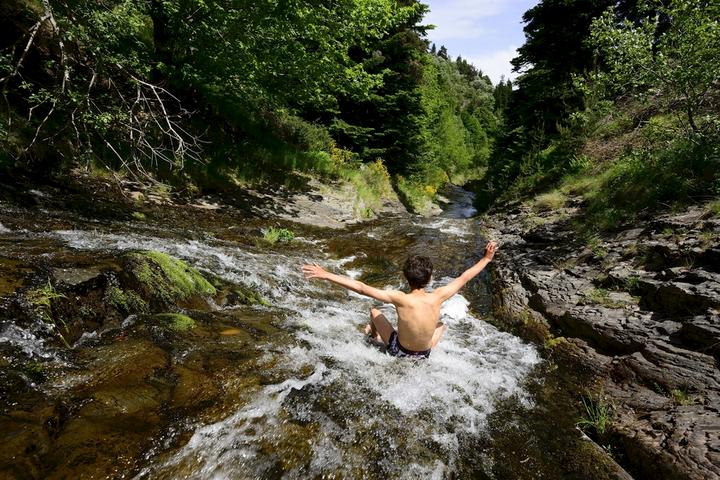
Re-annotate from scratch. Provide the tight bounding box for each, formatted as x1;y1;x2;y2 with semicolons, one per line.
706;199;720;217
582;288;630;309
262;227;295;245
532;190;567;212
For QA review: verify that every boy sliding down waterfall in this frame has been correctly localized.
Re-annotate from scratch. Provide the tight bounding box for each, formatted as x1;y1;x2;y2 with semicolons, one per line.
302;241;498;359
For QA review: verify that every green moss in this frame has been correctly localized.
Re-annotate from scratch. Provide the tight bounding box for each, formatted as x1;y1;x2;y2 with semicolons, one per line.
233;285;270;306
543;336;567;351
27;281;65;316
23;361;47;382
153;313;196;331
124;251;216;304
26;281;70;347
105;286;149;314
131;211;146;221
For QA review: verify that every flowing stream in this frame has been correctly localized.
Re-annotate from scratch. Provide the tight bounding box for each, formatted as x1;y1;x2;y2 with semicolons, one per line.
0;186;548;479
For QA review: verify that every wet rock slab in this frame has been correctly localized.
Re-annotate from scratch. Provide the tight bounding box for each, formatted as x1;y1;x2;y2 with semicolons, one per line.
489;201;720;479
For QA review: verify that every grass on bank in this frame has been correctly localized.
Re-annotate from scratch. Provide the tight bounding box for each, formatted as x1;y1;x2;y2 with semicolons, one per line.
578;393;614;436
532;190;567;212
499;106;720;233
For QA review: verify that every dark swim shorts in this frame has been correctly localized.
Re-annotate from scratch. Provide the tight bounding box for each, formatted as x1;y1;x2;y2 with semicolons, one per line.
387;331;431;359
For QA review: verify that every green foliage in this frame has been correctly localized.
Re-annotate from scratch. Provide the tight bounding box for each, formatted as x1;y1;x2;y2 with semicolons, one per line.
707;200;720;218
543;335;567;351
583;288;631;309
23;361;47;383
2;0;503;204
339;159;394;218
419;55;495;183
624;276;641;294
262;227;295;245
395;174;443;214
27;281;65;317
670;388;693;406
510;0;620;136
581;139;719;230
578;393;613;436
588;0;720;136
585;235;608;259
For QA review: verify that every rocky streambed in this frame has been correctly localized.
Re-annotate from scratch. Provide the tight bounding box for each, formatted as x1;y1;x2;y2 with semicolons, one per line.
3;171;701;479
488;198;720;480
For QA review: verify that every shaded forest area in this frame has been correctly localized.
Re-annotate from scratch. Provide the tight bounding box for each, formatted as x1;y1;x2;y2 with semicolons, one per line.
1;0;718;221
0;0;499;213
482;0;720;231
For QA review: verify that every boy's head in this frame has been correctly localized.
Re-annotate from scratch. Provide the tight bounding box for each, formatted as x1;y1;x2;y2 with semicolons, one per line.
403;255;433;290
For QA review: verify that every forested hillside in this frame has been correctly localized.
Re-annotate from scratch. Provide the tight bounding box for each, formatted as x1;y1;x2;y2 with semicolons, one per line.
480;0;720;230
0;0;497;213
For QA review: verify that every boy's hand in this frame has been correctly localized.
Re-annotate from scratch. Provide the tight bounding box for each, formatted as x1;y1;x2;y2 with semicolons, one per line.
302;263;328;280
483;241;498;261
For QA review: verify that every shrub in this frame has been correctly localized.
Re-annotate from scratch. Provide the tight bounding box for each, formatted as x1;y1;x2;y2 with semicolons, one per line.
262;227;295;244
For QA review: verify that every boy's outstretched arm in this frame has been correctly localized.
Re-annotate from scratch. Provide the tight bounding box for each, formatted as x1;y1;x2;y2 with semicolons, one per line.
302;263;400;304
433;241;498;303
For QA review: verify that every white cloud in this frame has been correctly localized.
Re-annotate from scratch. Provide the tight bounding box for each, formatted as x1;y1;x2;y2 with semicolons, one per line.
467;45;519;85
424;0;506;40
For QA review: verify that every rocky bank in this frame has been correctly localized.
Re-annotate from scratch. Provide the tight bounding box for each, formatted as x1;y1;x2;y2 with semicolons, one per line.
487;198;720;479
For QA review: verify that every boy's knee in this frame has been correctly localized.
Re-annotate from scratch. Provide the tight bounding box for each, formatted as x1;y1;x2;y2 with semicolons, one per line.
370;307;381;318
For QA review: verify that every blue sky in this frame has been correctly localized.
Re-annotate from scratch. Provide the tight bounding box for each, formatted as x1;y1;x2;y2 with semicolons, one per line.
422;0;538;85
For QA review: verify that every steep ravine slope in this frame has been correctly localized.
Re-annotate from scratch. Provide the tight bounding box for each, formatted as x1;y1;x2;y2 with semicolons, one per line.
488;198;720;479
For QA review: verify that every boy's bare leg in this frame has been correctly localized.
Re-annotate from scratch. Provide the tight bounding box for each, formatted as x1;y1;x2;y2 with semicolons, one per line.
365;308;394;344
431;322;447;349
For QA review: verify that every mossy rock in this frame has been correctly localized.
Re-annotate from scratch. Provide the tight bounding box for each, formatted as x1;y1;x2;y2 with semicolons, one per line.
230;285;270;307
153;313;196;331
104;286;149;315
121;251;216;307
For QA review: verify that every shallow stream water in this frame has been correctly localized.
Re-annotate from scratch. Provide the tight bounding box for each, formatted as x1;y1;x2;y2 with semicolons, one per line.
0;185;616;479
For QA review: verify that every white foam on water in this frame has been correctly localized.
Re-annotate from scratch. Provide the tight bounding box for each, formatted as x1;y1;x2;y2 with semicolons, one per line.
415;217;471;237
0;323;64;362
0;223;10;233
28;189;49;198
345;268;362;279
52;226;540;478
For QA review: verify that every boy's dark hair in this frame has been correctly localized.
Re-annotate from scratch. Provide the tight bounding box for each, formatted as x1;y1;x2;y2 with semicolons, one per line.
403;255;433;290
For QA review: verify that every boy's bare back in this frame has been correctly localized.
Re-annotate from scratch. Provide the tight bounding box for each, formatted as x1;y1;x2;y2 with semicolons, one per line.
302;241;498;356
